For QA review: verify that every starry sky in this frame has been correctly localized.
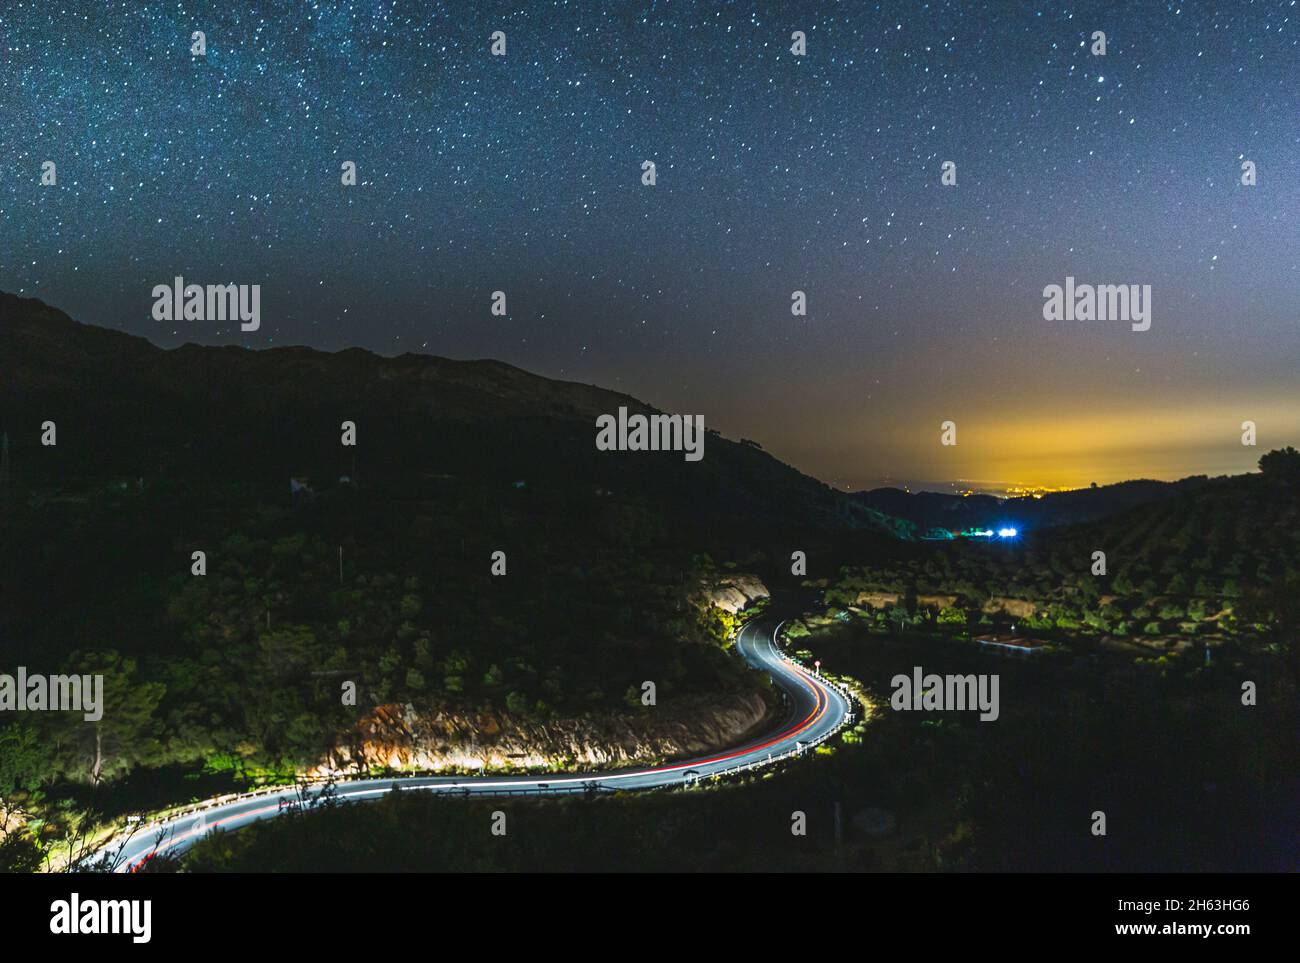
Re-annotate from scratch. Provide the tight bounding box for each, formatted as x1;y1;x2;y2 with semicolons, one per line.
3;0;1298;492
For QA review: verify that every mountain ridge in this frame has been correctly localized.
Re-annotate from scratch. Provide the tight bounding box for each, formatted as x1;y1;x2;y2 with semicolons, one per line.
853;476;1215;533
0;290;900;543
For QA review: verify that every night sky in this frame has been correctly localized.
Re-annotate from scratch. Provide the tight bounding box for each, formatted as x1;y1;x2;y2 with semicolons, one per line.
3;1;1297;491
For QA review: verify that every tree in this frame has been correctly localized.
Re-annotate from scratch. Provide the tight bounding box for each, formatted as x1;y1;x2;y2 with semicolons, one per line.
0;830;43;873
0;722;49;838
44;652;165;785
1259;447;1300;482
1237;574;1300;686
937;606;967;629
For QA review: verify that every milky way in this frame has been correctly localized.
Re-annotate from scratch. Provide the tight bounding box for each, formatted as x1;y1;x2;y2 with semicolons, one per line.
3;1;1298;489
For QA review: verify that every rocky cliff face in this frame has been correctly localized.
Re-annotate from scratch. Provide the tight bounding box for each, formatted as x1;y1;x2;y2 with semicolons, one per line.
312;688;774;776
312;573;776;776
695;574;770;614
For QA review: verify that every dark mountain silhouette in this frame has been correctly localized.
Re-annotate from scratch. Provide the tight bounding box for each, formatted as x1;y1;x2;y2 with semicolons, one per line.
854;476;1212;535
0;291;898;545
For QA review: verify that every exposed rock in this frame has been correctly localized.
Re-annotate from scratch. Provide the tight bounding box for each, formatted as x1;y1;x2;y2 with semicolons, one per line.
0;801;29;838
313;574;775;778
312;689;774;777
982;596;1037;618
695;573;770;614
855;590;900;608
916;594;959;610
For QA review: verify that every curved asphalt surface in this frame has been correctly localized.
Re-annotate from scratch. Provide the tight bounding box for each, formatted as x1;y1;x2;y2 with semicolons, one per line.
112;612;851;871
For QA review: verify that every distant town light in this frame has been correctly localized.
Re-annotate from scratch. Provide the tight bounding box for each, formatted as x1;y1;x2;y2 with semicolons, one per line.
997;527;1018;538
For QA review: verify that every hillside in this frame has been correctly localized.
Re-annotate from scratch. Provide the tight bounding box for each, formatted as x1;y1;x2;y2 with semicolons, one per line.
824;459;1299;673
0;292;909;843
854;477;1211;534
2;291;897;544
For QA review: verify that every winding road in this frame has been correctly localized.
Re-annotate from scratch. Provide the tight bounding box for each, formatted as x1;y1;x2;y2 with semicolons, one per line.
112;612;852;871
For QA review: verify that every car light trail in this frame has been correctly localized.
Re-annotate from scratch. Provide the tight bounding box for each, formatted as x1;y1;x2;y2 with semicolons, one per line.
118;614;852;872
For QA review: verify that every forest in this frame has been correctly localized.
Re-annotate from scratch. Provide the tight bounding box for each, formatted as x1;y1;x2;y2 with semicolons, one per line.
0;468;765;869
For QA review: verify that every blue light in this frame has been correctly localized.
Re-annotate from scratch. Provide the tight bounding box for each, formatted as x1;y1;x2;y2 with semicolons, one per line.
997;527;1018;538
